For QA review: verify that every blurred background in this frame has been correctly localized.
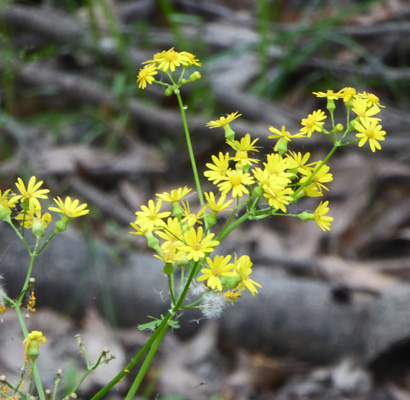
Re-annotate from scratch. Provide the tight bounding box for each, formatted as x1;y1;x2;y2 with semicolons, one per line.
1;0;410;399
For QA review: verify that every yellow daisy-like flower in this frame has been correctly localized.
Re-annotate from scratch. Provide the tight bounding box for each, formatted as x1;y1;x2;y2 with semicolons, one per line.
154;48;191;72
154;244;184;263
351;98;381;122
156;217;184;247
263;153;295;181
16;205;52;230
312;89;342;100
180;201;206;226
354;118;386;152
49;197;89;218
180;51;201;67
234;255;261;296
15;176;50;210
134;200;171;232
285;151;312;173
314;201;333;231
204;192;233;212
227;133;259;152
197;255;236;292
217;170;255;198
137;64;158;89
0;189;19;212
180;226;219;262
204;152;231;184
356;91;385;108
263;186;294;212
337;87;356;102
156;187;192;203
206;112;242;129
268;125;305;151
300;163;333;193
300;110;327;137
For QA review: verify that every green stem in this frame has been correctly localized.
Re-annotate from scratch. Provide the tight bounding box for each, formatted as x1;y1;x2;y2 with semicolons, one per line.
31;362;46;400
175;90;204;205
124;322;168;400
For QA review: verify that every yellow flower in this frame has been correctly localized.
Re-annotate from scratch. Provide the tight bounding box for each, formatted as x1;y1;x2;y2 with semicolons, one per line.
300;163;333;193
314;201;333;231
197;255;236;292
0;189;19;211
227;133;259;152
137;64;158;89
300;110;327;137
312;90;342;100
263;153;295;181
354;118;386;152
351;98;380;122
156;187;192;203
180;226;219;262
156;217;184;247
180;51;201;66
263;186;294;212
49;197;89;218
217;170;255;198
16;204;52;231
356;91;385;108
204;192;233;212
180;201;206;226
206;112;242;129
204;152;230;184
268;125;304;151
337;87;356;102
154;244;184;263
23;331;46;361
234;255;261;296
154;48;191;72
285;151;312;173
134;200;171;232
15;176;50;210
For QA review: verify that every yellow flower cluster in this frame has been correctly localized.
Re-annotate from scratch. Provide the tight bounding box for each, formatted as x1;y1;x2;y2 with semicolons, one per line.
130;186;260;297
0;176;89;237
137;48;201;89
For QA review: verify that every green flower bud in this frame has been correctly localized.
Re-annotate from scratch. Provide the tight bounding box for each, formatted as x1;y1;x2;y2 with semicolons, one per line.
277;139;288;156
189;71;201;82
32;218;46;239
165;87;173;96
220;275;242;290
253;185;265;197
297;211;314;222
55;215;70;233
326;98;336;112
163;262;174;276
223;125;235;142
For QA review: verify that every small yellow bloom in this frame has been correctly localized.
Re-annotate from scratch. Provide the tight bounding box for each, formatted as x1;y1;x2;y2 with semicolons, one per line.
234;255;261;296
263;186;294;212
49;197;89;218
204;152;231;184
217;170;255;198
197;255;236;292
156;187;192;203
137;64;158;89
204;192;233;212
206;112;242;129
300;110;327;137
356;91;385;108
154;48;191;72
314;201;333;231
134;200;171;232
180;226;219;262
268;125;304;151
312;90;342;100
15;176;50;210
180;51;201;67
300;163;333;193
351;98;381;122
0;189;19;211
337;87;356;102
355;118;386;152
23;331;46;362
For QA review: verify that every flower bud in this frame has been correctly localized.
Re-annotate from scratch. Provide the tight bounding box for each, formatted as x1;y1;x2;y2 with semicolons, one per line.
189;71;201;82
297;211;314;222
55;215;70;233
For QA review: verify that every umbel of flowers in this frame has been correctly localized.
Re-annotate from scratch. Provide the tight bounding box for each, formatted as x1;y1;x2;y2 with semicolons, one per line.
135;48;386;319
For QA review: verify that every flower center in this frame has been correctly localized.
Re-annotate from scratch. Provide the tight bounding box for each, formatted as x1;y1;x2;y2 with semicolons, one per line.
230;174;242;186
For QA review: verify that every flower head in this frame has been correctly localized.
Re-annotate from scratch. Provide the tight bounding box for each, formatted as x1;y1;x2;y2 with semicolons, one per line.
300;110;327;137
156;187;192;203
180;226;219;261
49;197;89;218
0;189;19;212
23;331;46;362
134;200;171;232
204;152;231;184
268;125;304;151
354;118;386;152
337;87;356;102
314;201;333;231
217;170;255;198
312;90;342;100
234;255;261;296
300;163;333;193
351;98;381;122
152;48;191;72
15;176;50;210
356;91;385;108
204;192;233;213
137;64;158;89
197;255;236;291
206;112;242;129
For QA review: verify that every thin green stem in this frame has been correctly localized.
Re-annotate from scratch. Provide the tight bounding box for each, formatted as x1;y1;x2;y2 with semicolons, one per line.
124;322;168;399
175;90;204;205
31;362;46;400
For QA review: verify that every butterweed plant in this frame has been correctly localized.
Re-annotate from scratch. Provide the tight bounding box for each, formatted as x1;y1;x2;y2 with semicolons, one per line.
0;48;386;399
